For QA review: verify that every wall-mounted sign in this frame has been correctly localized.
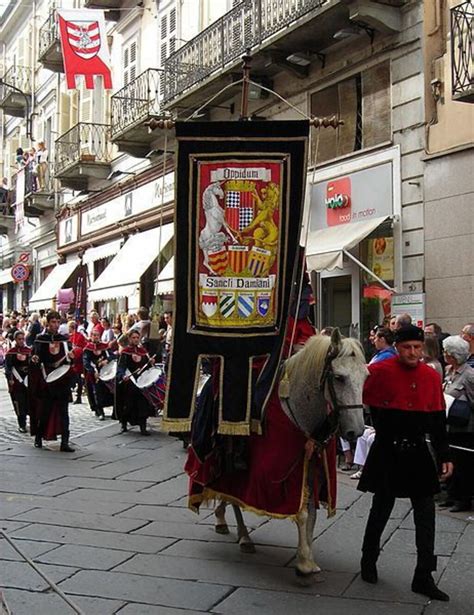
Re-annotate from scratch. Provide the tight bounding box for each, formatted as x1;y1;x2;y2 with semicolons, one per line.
391;292;425;328
11;262;30;283
311;161;393;231
81;171;175;237
367;237;394;281
58;214;79;247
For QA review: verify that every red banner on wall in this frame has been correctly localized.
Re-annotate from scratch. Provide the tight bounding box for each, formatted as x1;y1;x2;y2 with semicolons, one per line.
57;9;112;90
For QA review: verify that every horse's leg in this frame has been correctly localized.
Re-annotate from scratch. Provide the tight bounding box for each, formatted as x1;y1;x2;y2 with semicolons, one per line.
215;501;230;535
232;505;256;553
295;507;316;579
305;498;321;573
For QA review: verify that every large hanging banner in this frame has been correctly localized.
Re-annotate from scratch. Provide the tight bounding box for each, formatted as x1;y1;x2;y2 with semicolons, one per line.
57;9;112;90
163;121;309;435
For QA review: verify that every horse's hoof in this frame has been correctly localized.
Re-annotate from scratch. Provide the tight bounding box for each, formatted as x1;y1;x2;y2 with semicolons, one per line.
295;569;317;586
239;540;256;554
215;524;230;535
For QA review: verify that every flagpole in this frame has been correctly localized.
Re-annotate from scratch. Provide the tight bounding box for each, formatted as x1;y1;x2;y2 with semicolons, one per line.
239;49;252;121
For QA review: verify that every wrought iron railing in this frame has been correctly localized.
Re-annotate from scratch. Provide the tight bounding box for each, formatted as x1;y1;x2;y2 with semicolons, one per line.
111;68;164;138
0;65;32;101
10;164;54;202
163;0;327;103
451;0;473;101
55;123;111;176
39;10;59;59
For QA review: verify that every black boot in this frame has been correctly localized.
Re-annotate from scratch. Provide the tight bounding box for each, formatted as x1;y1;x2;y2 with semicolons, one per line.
411;571;449;601
120;421;128;433
34;434;42;448
360;551;378;584
140;421;150;436
60;441;75;452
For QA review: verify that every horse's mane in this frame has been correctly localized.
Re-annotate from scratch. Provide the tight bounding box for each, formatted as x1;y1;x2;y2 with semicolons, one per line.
285;334;365;387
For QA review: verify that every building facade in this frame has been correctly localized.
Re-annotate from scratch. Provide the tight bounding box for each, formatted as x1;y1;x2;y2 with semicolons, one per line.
0;0;472;336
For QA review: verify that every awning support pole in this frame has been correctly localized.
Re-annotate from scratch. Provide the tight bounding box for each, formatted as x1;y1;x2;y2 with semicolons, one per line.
342;249;395;293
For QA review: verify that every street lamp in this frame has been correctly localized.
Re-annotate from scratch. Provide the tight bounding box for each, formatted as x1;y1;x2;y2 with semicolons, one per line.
0;77;33;140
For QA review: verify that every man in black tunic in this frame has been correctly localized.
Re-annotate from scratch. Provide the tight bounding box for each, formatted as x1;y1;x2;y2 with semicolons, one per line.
358;325;453;601
30;310;75;452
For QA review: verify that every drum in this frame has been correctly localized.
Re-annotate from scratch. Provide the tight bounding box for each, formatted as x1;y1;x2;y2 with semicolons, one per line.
100;361;117;381
135;365;166;412
45;364;71;383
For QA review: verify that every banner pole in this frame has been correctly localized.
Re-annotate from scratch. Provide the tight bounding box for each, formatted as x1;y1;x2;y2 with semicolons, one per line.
239;49;252;121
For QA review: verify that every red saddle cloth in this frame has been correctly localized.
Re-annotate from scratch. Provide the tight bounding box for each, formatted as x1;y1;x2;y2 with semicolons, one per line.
186;389;337;519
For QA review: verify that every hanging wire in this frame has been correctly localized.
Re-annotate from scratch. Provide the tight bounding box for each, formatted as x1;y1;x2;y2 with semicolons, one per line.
184;78;244;121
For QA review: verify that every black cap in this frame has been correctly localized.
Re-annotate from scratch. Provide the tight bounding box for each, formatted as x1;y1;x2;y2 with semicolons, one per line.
395;325;424;344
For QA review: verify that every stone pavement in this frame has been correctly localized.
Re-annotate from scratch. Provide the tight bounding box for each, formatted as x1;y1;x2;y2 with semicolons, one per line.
0;370;109;444
0;417;473;614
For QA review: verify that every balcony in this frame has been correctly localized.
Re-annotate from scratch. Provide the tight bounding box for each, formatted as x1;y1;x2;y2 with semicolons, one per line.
83;0;121;19
162;0;351;109
38;10;63;73
111;68;165;157
55;123;112;191
0;190;15;234
451;0;473;103
9;168;53;217
0;65;31;117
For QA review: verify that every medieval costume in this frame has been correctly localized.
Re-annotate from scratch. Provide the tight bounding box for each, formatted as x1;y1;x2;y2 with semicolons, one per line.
358;325;450;602
83;340;114;419
69;329;87;404
115;344;155;434
4;343;31;432
29;333;74;451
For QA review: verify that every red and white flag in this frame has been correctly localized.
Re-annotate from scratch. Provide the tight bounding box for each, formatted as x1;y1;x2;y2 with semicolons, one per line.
57;9;112;90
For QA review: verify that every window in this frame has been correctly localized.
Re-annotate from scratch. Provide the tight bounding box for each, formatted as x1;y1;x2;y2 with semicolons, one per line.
310;61;391;164
161;15;167;40
169;8;176;33
123;38;138;86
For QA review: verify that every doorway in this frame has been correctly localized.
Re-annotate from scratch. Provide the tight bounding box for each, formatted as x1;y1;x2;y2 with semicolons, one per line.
321;275;352;336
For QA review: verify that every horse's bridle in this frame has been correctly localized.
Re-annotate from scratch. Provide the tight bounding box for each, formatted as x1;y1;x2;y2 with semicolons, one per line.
284;347;363;450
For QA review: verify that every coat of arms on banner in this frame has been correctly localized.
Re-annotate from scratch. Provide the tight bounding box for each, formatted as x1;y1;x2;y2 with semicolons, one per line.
196;161;282;329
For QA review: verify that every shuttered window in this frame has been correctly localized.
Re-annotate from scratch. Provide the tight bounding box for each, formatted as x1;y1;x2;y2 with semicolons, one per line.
123;39;138;86
161;15;167;40
169;8;176;33
310;61;391;164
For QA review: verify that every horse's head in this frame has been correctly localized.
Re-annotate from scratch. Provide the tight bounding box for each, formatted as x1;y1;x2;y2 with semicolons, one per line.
327;328;368;442
210;182;224;199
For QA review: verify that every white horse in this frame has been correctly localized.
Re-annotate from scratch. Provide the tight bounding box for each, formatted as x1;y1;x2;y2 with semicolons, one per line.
199;182;237;273
210;329;368;582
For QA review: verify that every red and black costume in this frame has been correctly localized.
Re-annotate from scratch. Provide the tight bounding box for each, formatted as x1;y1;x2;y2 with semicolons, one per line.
359;350;450;598
83;341;114;418
29;333;73;447
70;330;87;403
4;345;31;431
115;345;154;433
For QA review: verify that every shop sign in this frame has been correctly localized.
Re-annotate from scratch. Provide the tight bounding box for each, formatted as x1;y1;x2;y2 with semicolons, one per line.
310;161;393;231
11;262;30;283
391;292;425;328
58;214;79;247
81;172;175;237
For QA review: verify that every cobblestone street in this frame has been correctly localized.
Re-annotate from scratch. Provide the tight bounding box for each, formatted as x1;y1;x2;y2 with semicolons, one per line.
0;370;112;444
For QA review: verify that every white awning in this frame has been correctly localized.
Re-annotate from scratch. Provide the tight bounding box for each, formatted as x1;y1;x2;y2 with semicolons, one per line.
88;224;173;302
306;216;389;272
0;268;12;285
82;239;122;265
156;256;174;295
28;259;80;310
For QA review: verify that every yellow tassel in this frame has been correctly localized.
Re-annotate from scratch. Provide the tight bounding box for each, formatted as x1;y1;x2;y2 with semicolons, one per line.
217;422;250;436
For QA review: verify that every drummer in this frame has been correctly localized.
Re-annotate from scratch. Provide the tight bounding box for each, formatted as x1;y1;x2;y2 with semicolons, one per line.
115;330;155;435
30;310;75;452
83;329;114;420
4;330;31;433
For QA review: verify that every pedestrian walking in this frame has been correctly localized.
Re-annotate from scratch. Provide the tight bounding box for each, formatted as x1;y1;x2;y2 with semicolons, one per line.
358;325;453;601
83;329;114;420
441;335;474;512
